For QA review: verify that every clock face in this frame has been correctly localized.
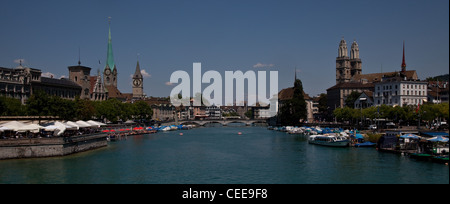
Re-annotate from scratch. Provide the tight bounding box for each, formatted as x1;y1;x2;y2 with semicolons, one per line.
105;69;111;75
133;79;141;87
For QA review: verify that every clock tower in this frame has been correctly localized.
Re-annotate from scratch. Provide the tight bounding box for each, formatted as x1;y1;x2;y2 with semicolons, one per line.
132;60;144;99
103;18;117;88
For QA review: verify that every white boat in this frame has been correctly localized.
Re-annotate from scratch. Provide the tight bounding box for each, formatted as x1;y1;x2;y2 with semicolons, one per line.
308;134;349;147
161;126;171;131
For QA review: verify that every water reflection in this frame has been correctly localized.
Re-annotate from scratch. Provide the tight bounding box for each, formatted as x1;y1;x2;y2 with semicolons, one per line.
0;127;448;184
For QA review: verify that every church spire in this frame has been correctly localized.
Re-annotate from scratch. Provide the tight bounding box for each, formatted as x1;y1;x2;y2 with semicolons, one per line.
105;17;115;72
294;67;297;81
350;40;359;59
338;37;348;58
134;60;142;78
401;41;406;72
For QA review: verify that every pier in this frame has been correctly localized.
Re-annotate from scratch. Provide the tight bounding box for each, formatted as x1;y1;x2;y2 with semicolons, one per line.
0;133;108;160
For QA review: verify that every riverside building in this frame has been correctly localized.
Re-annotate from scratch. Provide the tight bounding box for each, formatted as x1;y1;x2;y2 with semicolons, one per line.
0;64;81;104
328;39;421;110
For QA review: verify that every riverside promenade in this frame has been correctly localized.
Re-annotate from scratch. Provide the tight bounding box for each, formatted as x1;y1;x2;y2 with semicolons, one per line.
0;133;108;160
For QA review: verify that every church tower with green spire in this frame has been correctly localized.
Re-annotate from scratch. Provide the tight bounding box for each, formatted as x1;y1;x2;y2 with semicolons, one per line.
103;18;117;88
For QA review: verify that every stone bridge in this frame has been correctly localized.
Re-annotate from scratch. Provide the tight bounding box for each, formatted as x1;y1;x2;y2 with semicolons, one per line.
160;119;267;127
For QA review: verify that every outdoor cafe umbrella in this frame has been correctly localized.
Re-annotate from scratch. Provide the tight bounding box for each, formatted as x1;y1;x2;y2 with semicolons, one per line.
0;126;12;132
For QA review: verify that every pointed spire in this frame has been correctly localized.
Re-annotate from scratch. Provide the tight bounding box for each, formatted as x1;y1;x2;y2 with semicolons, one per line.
338;37;348;58
78;47;81;65
350;39;359;59
401;41;406;72
105;17;115;72
134;60;142;78
294;67;297;81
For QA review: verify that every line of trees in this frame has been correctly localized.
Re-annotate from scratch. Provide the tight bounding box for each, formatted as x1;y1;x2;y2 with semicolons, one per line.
333;103;449;126
0;90;153;124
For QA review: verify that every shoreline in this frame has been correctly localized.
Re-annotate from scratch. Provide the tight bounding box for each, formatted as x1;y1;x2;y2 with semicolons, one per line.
0;133;108;160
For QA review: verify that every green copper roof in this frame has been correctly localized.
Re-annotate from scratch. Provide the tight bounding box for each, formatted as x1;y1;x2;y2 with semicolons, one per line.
104;25;115;71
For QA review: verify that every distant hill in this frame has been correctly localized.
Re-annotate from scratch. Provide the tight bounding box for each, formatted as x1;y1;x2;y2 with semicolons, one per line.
426;74;449;82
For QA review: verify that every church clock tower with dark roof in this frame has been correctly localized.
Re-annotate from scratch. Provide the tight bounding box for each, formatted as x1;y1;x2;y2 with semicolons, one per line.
132;60;144;99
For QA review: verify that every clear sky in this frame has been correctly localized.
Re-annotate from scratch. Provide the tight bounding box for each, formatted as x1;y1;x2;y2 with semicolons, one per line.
0;0;448;98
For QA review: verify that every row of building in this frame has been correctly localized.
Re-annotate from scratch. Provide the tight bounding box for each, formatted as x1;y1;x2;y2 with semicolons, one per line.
1;28;448;123
276;38;448;123
0;21;145;105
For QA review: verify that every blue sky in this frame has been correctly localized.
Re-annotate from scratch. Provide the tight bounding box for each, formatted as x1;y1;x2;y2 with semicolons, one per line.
0;0;448;97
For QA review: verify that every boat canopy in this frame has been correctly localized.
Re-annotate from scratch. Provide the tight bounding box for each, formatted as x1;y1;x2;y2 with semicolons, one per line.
400;133;420;139
427;136;449;143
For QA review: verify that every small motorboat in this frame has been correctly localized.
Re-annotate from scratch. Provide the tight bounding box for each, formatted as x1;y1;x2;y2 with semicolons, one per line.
308;134;349;147
354;141;376;147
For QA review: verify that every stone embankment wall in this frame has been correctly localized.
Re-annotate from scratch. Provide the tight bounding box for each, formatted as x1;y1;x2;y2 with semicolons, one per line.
0;134;107;160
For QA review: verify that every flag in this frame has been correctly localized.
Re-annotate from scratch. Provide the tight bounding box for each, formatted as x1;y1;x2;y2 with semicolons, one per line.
416;103;420;113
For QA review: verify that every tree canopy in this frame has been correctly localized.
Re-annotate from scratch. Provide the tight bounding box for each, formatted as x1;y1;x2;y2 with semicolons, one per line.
0;92;153;124
279;79;307;125
333;103;449;126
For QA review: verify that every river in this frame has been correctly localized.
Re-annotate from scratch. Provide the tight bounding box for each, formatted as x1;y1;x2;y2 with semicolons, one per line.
0;126;448;184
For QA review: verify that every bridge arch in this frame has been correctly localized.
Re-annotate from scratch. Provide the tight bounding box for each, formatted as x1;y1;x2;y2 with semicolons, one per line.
166;119;267;127
203;121;224;126
180;121;203;126
223;121;250;126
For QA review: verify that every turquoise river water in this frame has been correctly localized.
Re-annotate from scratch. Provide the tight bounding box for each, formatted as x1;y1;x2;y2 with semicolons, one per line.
0;126;448;184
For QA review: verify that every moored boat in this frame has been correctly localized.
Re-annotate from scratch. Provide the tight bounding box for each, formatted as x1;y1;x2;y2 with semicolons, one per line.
308;134;349;147
354;141;376;147
409;153;433;161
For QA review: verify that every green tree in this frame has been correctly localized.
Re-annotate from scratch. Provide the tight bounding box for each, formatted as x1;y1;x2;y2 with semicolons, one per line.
96;98;123;123
0;97;5;115
132;100;153;121
48;95;76;121
245;109;253;119
75;97;95;121
26;90;50;123
0;96;26;116
280;79;307;125
119;102;134;122
344;91;361;107
333;107;357;122
317;93;328;119
362;106;377;120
